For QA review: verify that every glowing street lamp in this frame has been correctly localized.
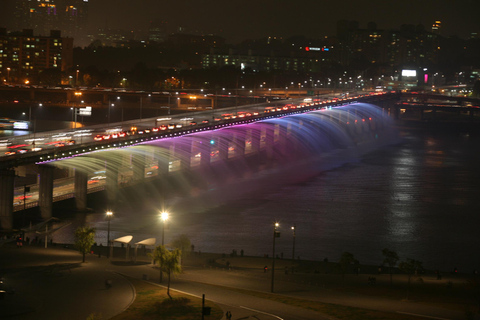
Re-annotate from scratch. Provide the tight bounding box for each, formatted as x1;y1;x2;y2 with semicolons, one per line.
160;211;169;246
106;211;113;258
159;211;169;283
271;222;280;293
291;225;296;274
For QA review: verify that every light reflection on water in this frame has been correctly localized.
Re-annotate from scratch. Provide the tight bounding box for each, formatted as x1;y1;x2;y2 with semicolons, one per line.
49;125;480;273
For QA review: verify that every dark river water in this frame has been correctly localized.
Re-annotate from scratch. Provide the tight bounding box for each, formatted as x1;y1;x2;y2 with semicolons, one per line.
20;117;480;274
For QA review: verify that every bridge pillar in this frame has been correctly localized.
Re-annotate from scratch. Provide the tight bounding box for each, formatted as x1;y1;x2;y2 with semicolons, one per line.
174;139;192;172
246;127;261;172
233;130;246;158
277;123;289;163
264;124;275;167
218;135;229;161
74;169;88;212
38;165;54;220
106;160;119;205
132;153;146;182
153;145;170;177
0;169;15;230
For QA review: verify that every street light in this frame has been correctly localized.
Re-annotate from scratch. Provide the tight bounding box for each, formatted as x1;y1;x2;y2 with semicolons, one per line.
160;211;169;282
160;211;169;246
271;222;280;293
291;225;296;274
106;211;113;258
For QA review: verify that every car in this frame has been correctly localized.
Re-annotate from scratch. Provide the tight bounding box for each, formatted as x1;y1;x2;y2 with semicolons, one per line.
144;129;151;133
65;140;75;145
168;124;175;130
201;119;209;124
118;132;126;137
4;151;16;155
102;134;111;140
189;121;197;126
175;124;183;129
159;125;168;130
152;127;159;132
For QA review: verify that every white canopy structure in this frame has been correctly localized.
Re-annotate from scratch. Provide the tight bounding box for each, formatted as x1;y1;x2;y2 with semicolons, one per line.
113;235;133;244
134;238;156;263
111;235;133;260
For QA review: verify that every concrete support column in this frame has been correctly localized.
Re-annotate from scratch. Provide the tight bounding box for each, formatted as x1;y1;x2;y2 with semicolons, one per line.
234;131;246;158
250;128;261;154
174;139;192;172
246;127;262;173
38;165;54;220
74;169;88;212
154;145;170;177
106;160;119;205
278;124;289;161
0;169;15;230
218;135;229;161
199;138;212;169
265;125;275;167
132;153;146;182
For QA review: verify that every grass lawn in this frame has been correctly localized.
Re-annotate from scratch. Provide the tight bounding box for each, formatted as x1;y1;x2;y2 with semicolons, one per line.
105;277;224;320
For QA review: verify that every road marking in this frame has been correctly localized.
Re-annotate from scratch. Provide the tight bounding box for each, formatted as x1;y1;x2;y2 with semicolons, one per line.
240;306;284;320
397;311;450;320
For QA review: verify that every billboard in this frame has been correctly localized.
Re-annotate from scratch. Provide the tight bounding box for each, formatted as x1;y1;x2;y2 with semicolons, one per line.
402;69;417;77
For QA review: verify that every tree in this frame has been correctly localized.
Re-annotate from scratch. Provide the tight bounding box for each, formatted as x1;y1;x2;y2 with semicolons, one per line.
398;258;423;300
382;248;399;286
74;226;96;263
151;246;182;299
338;251;355;280
171;234;191;261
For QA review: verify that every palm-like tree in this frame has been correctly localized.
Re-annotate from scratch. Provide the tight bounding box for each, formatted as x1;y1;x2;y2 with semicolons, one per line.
151;246;182;299
74;226;96;263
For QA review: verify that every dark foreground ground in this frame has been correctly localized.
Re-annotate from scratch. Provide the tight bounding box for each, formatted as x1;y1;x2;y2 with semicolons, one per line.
1;241;479;320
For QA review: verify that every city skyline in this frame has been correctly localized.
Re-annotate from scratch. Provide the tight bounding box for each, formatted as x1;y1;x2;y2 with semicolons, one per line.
0;0;479;46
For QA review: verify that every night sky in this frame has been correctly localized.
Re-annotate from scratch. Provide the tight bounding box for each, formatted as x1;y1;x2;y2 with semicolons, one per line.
1;0;479;43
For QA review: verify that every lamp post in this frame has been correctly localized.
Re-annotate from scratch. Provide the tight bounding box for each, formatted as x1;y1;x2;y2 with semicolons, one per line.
160;211;169;282
106;211;113;258
271;222;279;293
7;67;10;84
291;225;296;274
74;91;82;129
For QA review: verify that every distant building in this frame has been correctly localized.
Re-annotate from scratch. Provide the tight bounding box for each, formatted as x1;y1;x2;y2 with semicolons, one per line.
13;0;88;45
202;45;331;73
431;20;441;34
0;29;74;84
148;20;168;43
87;29;135;47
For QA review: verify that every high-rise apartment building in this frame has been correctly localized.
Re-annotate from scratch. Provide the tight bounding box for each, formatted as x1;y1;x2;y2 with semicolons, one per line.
0;28;74;84
14;0;88;44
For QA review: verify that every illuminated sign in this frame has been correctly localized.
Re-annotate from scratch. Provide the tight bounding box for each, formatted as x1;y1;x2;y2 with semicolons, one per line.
402;69;417;77
305;47;330;52
13;121;29;130
78;106;92;116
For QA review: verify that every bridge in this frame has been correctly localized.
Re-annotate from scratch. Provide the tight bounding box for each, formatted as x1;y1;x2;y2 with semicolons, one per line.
393;92;480;121
0;91;402;231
